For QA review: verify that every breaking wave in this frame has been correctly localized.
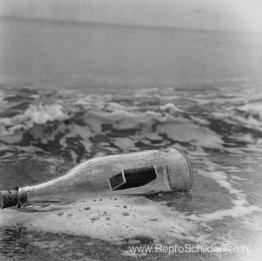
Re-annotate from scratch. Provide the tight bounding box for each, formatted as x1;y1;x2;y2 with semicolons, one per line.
0;83;262;163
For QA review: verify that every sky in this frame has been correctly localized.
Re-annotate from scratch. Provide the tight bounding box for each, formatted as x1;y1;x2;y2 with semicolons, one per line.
0;0;262;33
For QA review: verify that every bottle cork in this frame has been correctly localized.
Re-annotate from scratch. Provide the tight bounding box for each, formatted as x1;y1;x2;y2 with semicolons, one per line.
0;190;19;209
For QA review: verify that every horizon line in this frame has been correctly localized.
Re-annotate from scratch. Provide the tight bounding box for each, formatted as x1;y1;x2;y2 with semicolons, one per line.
1;15;261;35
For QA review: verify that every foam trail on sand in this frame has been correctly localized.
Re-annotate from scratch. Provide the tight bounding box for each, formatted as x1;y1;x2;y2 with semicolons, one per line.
0;196;201;243
191;155;261;222
0;160;260;245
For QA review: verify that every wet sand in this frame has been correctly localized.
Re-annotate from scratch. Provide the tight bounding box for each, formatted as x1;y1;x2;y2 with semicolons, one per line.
0;155;261;261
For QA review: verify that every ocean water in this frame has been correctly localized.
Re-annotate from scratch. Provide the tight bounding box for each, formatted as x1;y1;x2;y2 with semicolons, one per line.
0;17;262;260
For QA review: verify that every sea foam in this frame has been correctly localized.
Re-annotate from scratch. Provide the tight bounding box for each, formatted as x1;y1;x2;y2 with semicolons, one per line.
0;104;72;135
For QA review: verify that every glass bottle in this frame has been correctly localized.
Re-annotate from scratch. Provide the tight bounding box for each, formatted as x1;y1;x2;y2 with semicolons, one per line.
0;148;193;209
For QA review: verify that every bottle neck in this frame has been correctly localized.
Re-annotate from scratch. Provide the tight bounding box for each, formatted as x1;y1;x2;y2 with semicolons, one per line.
18;185;72;206
18;183;98;207
18;186;38;206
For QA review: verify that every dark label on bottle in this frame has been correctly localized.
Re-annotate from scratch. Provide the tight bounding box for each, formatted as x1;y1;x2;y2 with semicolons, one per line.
108;166;157;191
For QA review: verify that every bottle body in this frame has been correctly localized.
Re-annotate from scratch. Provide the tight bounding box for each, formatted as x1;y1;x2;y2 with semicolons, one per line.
0;148;193;208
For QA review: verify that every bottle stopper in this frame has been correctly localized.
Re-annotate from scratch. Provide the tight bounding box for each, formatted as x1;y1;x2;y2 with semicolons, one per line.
0;189;19;209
